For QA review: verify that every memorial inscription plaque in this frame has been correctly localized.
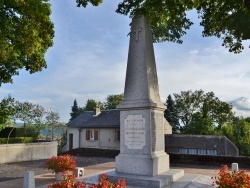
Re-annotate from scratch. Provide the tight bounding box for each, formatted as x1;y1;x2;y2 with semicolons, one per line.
124;115;145;149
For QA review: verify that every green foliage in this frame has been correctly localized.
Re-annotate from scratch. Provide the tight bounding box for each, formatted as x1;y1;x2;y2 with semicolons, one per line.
0;137;33;144
0;95;64;142
16;126;40;139
104;94;123;109
164;95;180;133
197;1;250;53
69;94;123;120
184;113;214;135
220;117;250;156
84;99;104;111
0;127;17;137
0;95;15;130
14;101;45;126
172;90;233;135
76;0;103;7
0;0;54;85
76;0;250;53
70;99;82;120
44;110;61;140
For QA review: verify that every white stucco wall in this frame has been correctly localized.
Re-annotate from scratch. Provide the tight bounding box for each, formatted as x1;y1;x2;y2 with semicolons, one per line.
99;129;120;149
79;128;120;150
80;129;99;148
67;128;80;150
65;127;120;151
0;141;57;164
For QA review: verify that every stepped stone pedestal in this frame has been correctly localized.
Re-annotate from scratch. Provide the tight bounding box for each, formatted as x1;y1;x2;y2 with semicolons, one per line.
108;15;184;188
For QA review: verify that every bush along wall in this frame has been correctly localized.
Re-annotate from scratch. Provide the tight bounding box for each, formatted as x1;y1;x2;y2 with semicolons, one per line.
0;137;33;144
0;127;17;138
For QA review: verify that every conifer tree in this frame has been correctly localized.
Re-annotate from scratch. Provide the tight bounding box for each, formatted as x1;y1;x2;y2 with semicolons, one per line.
164;95;180;133
70;99;80;120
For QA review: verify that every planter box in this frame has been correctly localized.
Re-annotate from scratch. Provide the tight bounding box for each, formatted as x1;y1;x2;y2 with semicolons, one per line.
0;141;57;164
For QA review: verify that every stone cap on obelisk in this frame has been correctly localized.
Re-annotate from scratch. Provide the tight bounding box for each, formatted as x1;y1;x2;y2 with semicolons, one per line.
117;15;166;110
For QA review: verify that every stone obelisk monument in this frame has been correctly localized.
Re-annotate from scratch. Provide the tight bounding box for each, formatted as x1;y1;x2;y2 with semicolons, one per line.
109;15;183;187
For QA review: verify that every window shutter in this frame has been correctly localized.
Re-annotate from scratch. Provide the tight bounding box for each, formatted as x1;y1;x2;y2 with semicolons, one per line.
94;130;98;140
86;130;90;140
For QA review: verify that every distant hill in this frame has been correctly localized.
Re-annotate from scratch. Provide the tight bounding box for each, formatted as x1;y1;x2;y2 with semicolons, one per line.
228;97;250;117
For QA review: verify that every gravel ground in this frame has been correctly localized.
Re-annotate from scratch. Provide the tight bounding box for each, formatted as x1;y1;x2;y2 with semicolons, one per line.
0;157;115;182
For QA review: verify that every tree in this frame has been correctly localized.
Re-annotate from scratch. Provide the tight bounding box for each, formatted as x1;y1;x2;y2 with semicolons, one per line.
76;0;250;53
14;101;45;138
14;101;44;127
164;95;180;133
173;90;233;134
220;118;250;156
0;95;15;130
45;109;60;140
244;117;250;123
84;99;104;111
0;0;54;85
105;94;124;109
70;99;82;120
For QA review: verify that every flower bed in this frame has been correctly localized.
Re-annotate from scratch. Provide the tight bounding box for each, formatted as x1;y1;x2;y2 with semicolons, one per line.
47;173;126;188
212;164;250;187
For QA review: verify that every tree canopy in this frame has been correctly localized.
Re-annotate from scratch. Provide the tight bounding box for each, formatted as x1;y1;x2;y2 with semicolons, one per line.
169;90;234;134
76;0;250;53
0;95;15;130
0;0;54;85
105;94;123;110
220;117;250;156
0;96;65;140
69;94;124;120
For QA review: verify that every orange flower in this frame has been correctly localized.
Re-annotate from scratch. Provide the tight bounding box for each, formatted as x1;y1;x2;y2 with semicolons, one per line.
89;173;126;188
45;154;77;173
212;164;250;188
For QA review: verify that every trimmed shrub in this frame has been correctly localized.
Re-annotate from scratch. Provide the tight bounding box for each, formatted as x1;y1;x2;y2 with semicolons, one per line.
0;137;33;144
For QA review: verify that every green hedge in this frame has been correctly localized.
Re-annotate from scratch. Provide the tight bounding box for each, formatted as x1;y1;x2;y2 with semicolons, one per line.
0;127;40;138
0;137;33;144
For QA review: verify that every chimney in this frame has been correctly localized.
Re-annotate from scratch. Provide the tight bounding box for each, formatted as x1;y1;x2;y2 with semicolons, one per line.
93;106;101;116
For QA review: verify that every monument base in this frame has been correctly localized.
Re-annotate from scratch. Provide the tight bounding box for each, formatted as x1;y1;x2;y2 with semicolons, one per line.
107;169;184;188
116;151;169;176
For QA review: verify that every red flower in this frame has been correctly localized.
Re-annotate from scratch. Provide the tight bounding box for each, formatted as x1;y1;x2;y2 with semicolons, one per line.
212;164;250;188
45;154;77;173
89;173;126;188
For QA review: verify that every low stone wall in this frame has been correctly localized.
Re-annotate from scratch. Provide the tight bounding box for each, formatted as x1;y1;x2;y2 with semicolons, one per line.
0;141;57;164
169;153;250;169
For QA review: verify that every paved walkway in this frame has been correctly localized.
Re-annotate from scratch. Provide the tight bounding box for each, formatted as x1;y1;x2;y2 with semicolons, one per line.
0;162;218;188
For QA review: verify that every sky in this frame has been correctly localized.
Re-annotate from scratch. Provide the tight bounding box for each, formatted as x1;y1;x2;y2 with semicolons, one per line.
1;0;250;123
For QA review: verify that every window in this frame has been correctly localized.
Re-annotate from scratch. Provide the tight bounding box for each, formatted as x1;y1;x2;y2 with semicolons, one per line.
179;148;188;154
197;149;206;155
115;129;120;141
188;149;197;154
86;130;98;141
178;148;218;155
207;149;217;155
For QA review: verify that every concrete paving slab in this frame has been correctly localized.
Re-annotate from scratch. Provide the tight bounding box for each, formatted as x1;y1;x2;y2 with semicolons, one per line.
0;162;217;188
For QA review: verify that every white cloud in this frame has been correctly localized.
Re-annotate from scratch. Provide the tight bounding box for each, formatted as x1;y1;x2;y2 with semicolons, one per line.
189;49;199;55
1;0;249;122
